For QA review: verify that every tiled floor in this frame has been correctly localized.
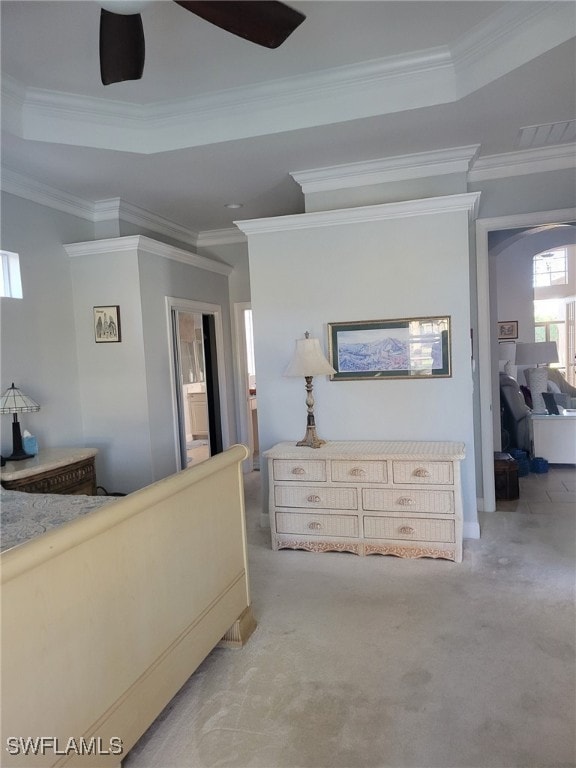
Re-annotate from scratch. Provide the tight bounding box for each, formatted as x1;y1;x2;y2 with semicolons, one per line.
496;464;576;513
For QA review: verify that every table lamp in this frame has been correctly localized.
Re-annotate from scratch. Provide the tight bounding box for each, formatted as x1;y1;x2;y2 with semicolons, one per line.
284;331;336;448
0;383;40;461
515;342;559;413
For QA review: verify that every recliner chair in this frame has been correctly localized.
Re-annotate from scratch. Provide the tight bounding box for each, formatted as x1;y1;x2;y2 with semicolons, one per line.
499;373;532;453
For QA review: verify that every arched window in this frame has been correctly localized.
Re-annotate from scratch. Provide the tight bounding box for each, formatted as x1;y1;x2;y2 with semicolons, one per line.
533;247;568;287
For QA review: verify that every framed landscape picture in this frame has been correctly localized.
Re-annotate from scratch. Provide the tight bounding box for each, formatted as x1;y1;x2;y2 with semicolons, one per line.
328;316;451;380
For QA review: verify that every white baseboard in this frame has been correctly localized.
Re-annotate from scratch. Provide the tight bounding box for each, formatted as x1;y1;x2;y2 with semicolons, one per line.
464;520;481;540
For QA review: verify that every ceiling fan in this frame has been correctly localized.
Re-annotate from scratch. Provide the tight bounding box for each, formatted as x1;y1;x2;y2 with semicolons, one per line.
99;1;306;86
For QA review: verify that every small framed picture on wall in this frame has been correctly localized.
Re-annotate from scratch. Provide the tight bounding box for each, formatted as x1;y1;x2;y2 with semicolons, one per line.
94;305;121;343
497;320;518;340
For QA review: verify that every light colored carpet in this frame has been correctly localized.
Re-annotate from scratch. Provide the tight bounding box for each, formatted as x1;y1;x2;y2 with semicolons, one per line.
124;466;576;768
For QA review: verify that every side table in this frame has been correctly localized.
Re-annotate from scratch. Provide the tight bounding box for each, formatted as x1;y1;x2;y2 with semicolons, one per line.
530;415;576;464
0;447;98;495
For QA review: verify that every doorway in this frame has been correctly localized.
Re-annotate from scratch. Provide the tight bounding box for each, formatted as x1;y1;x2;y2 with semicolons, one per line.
476;207;576;512
167;298;230;471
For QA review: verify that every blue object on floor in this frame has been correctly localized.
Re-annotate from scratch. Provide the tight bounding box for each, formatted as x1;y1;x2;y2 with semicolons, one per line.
530;456;549;473
510;449;530;476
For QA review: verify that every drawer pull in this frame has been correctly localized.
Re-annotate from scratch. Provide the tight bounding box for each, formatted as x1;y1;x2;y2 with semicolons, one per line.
399;525;415;535
307;495;321;503
349;467;366;476
291;467;306;475
413;468;431;478
397;497;415;506
308;521;322;530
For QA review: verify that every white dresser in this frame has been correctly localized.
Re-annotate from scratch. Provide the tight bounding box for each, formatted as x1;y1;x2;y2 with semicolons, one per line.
264;441;465;562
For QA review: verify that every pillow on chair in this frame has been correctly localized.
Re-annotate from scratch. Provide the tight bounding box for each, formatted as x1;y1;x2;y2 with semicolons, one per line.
520;385;532;409
547;380;561;394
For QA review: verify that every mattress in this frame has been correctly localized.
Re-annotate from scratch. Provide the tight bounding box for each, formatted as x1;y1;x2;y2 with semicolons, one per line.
0;488;117;552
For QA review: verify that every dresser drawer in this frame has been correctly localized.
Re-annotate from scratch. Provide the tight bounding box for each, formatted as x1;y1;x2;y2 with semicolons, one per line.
274;485;357;510
272;459;326;482
362;488;454;514
392;460;453;485
331;460;387;483
276;512;359;538
364;516;455;543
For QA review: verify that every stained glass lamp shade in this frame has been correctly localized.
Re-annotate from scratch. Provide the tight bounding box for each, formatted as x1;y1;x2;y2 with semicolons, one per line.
0;383;40;461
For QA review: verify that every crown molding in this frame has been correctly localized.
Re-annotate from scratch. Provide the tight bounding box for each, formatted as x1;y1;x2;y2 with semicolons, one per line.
64;235;233;276
291;145;481;194
452;1;575;97
235;192;481;236
6;5;570;155
1;167;201;244
2;3;572;155
7;47;453;154
0;167;95;221
196;228;247;247
469;143;576;182
288;142;576;194
93;198;199;247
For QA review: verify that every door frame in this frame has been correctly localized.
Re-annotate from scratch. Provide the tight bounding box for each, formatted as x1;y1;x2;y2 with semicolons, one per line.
234;301;252;456
233;301;254;472
475;206;576;512
166;297;231;470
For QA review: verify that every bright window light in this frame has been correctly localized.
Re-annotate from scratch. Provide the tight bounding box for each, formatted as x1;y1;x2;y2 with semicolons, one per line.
533;248;568;288
244;309;256;376
0;250;23;299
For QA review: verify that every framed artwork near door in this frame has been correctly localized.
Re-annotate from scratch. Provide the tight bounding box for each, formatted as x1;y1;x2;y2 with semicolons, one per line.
497;320;518;340
94;305;121;343
328;315;451;380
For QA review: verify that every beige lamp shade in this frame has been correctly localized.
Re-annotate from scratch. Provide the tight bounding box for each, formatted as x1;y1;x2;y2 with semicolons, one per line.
284;335;336;377
515;341;558;366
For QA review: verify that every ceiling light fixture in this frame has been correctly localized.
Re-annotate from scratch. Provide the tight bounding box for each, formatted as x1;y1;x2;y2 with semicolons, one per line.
225;203;243;209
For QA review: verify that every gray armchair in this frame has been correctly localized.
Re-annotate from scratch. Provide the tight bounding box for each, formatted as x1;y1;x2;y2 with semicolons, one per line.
500;373;531;453
546;368;576;407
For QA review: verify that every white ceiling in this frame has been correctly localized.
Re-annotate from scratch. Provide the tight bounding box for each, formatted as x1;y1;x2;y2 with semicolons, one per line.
1;0;575;238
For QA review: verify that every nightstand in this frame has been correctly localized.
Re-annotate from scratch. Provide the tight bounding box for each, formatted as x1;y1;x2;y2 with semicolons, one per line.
0;447;98;495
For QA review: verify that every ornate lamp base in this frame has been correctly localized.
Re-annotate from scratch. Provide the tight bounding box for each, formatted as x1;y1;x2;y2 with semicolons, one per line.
525;367;549;413
296;425;326;449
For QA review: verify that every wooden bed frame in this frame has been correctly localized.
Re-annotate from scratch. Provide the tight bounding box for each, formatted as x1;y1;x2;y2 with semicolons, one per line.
1;444;255;767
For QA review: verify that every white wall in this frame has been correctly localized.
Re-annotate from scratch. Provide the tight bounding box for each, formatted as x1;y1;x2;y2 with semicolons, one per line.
0;193;93;456
470;169;576;219
242;198;479;535
495;247;536;353
68;237;235;493
137;248;234;482
0;193;242;491
69;246;150;493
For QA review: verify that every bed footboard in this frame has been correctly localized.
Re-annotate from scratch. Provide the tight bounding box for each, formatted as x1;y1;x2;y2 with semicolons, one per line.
1;444;254;767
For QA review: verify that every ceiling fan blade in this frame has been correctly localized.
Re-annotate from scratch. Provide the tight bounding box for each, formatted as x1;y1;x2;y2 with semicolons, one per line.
174;1;305;49
99;8;145;85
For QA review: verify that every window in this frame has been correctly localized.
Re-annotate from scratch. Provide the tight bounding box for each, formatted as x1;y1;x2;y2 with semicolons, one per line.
534;298;565;370
0;250;23;298
533;248;568;287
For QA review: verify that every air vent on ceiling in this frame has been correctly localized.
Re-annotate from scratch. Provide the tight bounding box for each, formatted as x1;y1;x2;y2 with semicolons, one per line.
517;120;576;149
